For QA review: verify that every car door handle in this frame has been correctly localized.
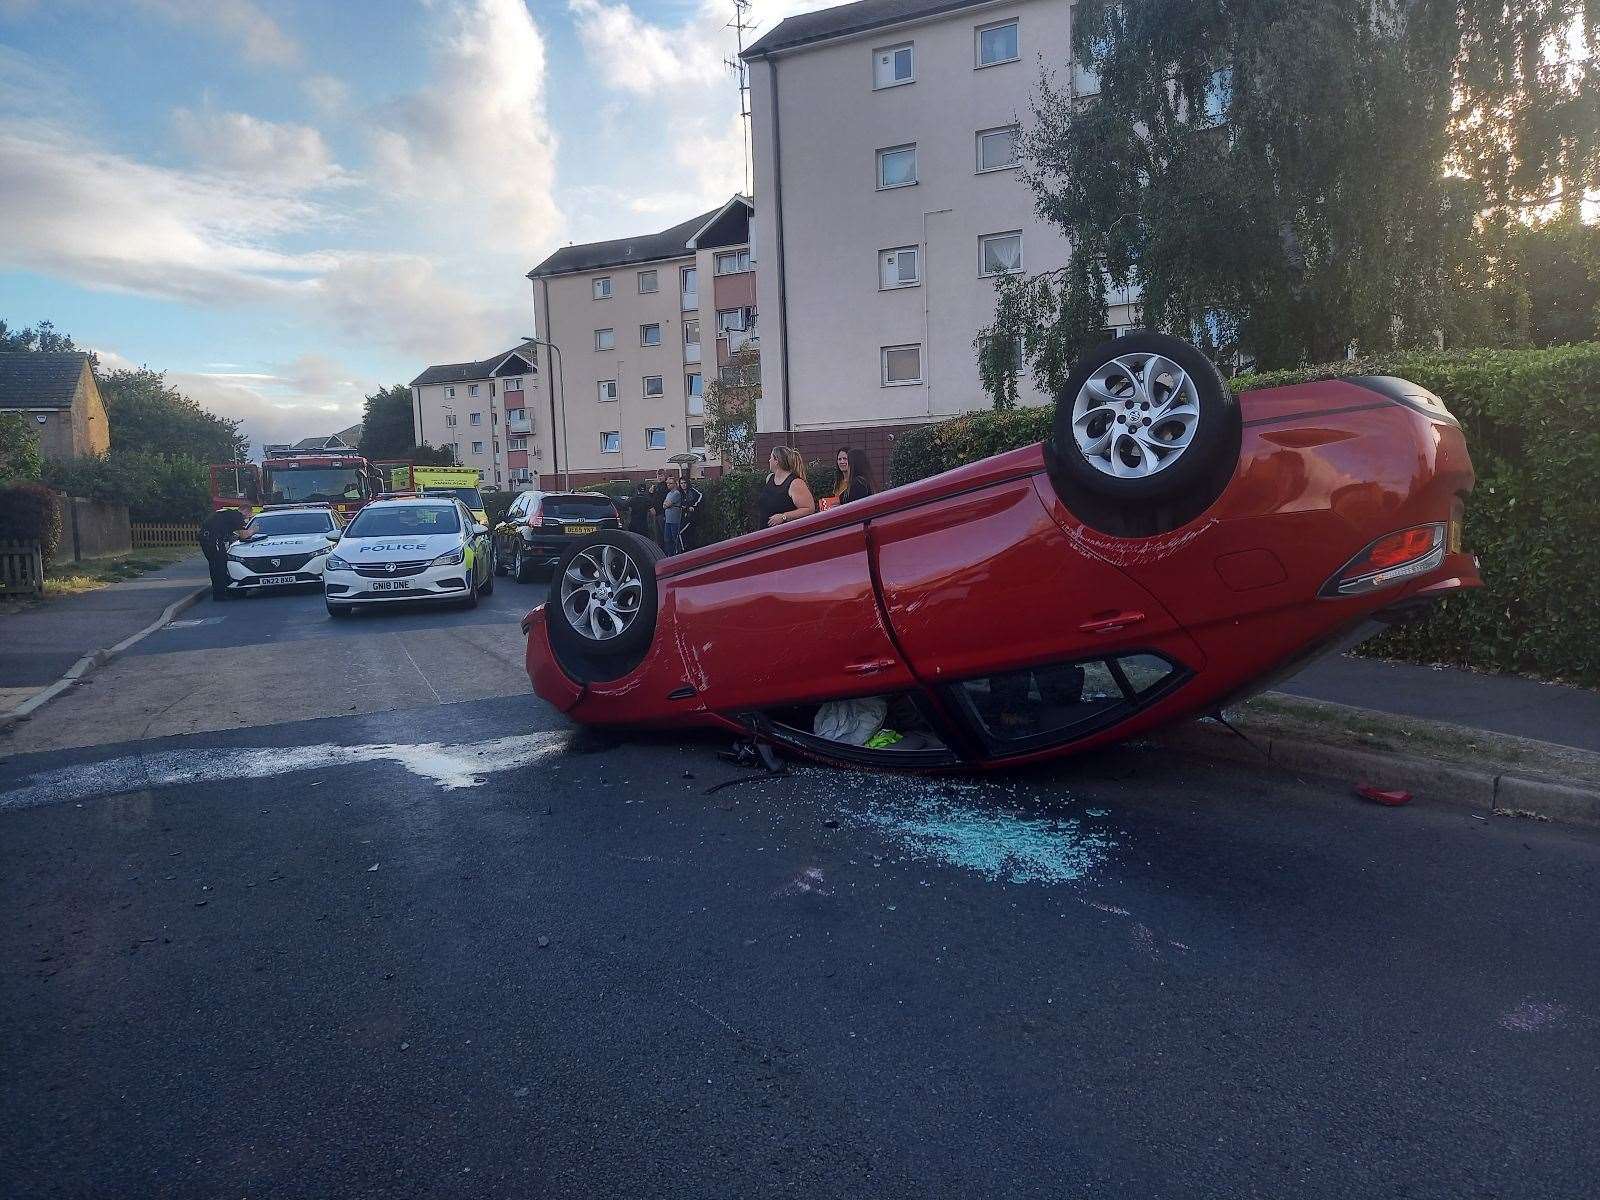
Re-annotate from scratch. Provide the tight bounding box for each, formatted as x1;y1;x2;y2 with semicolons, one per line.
1078;610;1146;634
844;658;897;675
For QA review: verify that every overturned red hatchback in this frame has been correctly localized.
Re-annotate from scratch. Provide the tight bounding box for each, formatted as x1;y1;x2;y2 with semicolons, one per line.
521;334;1479;771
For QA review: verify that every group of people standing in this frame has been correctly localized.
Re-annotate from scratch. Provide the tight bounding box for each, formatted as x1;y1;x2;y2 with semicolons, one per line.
757;446;874;530
624;469;702;556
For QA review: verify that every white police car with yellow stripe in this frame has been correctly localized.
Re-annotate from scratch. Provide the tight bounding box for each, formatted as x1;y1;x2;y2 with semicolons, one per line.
323;496;493;617
225;506;342;593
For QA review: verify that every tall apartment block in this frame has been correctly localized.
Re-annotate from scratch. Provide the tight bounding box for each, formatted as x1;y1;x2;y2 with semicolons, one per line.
743;0;1138;478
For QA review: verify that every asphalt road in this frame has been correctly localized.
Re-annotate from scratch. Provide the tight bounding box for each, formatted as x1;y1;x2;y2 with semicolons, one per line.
4;688;1599;1198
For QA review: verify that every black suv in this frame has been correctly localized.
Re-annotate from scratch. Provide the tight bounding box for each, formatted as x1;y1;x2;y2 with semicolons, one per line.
495;490;623;581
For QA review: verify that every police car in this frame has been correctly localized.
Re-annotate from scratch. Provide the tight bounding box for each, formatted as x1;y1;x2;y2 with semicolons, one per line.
224;505;342;594
323;496;493;616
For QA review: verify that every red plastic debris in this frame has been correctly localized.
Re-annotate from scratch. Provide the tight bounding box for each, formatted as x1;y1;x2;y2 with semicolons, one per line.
1357;784;1412;807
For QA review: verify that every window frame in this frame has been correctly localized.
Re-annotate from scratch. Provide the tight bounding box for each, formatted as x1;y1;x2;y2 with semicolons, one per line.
470;440;485;455
637;269;658;294
881;344;923;387
712;249;752;276
688;424;706;450
645;427;668;451
872;41;915;90
978;230;1025;278
876;143;918;190
600;431;622;454
642;374;665;397
469;411;482;426
594;327;615;351
640;323;662;347
468;384;479;397
597;379;618;403
879;245;921;290
976;124;1021;173
975;17;1020;69
593;276;613;300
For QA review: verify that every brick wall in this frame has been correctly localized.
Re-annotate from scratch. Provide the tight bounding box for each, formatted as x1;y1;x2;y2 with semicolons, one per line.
754;421;927;495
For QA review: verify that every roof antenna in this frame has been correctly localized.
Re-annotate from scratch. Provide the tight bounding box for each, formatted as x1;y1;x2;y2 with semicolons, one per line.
724;0;756;196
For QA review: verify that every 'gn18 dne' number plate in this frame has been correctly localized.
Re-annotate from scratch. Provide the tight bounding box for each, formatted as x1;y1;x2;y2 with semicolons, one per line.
371;580;410;591
565;525;596;535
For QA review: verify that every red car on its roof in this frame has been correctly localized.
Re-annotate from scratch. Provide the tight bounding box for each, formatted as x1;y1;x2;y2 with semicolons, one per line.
520;334;1480;771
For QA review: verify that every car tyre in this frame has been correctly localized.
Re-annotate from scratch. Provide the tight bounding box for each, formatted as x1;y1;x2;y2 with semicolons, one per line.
547;530;660;663
1050;332;1238;505
513;542;534;583
479;553;495;596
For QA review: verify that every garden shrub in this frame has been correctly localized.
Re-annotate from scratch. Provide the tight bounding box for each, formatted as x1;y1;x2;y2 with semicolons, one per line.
882;344;1600;685
0;481;64;565
39;450;211;522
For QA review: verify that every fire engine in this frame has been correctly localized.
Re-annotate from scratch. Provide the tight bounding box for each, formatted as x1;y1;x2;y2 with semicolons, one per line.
209;447;415;524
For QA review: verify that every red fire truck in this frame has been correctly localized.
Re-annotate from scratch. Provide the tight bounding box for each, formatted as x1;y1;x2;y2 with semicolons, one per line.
209;447;414;524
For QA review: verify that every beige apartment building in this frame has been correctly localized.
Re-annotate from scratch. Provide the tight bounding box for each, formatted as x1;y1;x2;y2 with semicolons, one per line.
524;196;755;488
743;0;1137;478
409;344;540;487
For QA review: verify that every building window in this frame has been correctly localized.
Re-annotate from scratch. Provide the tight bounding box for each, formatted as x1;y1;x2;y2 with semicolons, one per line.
979;231;1024;277
976;18;1019;67
469;412;482;425
882;344;923;386
471;441;485;454
713;249;752;275
509;437;528;450
642;375;664;397
598;380;618;402
445;386;455;398
645;427;668;450
879;245;920;289
686;371;703;397
638;269;658;293
687;372;703;415
683;318;700;346
872;42;914;89
491;411;498;425
877;144;917;189
977;125;1020;172
601;431;621;454
640;323;662;347
468;384;479;396
681;265;698;310
445;413;457;427
717;306;755;333
1071;4;1101;96
595;327;615;351
593;276;613;299
503;376;520;391
493;439;500;454
688;425;706;450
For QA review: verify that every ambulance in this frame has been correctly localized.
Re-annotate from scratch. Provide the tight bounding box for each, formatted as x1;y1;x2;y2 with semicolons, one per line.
412;466;491;526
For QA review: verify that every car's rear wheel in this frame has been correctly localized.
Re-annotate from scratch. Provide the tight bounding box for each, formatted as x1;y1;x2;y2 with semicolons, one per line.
1051;333;1237;503
547;531;660;662
513;543;533;583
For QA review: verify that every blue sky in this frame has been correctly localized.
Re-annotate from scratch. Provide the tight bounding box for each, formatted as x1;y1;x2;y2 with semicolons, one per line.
0;0;819;451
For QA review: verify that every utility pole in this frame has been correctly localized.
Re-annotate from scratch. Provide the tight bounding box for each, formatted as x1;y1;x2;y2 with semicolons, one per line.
724;0;755;196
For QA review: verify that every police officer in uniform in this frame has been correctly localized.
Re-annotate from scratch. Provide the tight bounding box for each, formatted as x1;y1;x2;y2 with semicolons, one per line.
198;507;247;601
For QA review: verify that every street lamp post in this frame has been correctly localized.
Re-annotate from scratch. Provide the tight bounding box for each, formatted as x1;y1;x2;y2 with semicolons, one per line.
521;335;569;490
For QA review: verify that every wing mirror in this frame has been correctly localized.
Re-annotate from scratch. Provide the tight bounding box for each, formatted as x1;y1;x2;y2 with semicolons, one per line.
325;532;341;542
473;523;489;536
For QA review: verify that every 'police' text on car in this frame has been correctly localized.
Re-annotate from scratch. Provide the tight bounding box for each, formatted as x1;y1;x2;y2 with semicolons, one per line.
225;506;342;595
323;497;493;617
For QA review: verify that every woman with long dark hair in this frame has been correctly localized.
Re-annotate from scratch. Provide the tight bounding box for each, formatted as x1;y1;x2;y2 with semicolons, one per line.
832;447;874;505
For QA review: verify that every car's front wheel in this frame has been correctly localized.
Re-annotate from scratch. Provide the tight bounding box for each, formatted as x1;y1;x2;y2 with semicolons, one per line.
547;531;660;661
1051;332;1238;504
479;551;495;596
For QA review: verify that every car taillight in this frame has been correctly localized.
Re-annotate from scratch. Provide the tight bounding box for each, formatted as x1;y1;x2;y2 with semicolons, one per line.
1321;523;1447;597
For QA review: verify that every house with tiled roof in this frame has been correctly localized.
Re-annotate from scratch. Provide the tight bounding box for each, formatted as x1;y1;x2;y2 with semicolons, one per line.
0;352;110;460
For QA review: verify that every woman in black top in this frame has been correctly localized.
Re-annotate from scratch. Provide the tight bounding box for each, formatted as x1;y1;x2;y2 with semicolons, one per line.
831;447;874;505
757;446;817;529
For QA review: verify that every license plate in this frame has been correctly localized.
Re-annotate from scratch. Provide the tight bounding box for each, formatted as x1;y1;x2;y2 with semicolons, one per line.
258;574;298;586
565;525;596;535
1448;519;1462;554
371;580;411;591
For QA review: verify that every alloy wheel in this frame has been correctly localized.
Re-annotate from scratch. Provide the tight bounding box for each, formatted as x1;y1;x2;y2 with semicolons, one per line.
560;543;643;641
1070;352;1200;479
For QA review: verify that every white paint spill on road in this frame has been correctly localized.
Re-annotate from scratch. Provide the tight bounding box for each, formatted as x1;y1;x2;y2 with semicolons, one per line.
0;732;568;813
1499;999;1570;1032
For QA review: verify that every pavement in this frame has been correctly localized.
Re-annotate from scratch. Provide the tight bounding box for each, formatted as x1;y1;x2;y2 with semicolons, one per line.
0;554;209;714
3;695;1599;1198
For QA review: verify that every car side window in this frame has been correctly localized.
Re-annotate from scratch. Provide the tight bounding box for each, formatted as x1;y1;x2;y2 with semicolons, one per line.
949;652;1187;755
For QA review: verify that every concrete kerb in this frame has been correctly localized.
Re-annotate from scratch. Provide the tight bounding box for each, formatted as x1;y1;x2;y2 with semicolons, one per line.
1156;717;1600;828
0;584;209;733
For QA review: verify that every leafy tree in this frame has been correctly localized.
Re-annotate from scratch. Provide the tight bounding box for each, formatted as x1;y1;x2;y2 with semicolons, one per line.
702;349;759;468
358;384;417;458
411;443;457;466
0;319;91;360
1486;213;1600;347
0;412;44;483
980;0;1598;395
98;368;248;463
41;450;211;522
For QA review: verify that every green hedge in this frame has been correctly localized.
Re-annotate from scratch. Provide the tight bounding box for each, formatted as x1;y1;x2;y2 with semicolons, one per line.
0;482;63;565
39;450;211;523
885;344;1600;686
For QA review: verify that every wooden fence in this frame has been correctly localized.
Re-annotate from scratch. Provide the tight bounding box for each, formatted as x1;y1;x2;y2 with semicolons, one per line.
1;539;44;597
132;522;200;548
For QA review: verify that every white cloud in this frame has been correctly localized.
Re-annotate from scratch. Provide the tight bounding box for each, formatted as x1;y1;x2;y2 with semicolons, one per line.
134;0;301;67
566;0;726;94
315;254;526;365
303;74;352;119
371;0;562;257
173;107;344;190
